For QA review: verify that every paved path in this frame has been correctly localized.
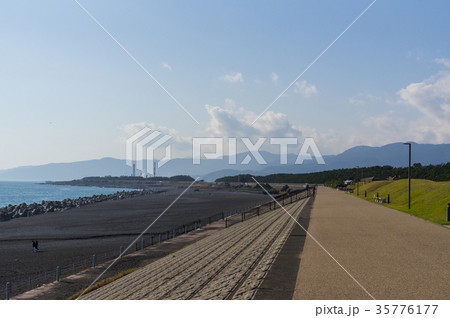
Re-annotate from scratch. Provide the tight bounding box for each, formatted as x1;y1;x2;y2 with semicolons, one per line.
293;187;450;300
82;198;310;300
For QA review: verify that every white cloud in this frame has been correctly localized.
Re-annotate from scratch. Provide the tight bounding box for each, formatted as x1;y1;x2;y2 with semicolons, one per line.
204;103;304;155
305;62;450;154
435;58;450;68
297;126;363;155
398;72;450;122
406;49;424;61
203;99;304;153
347;67;450;148
339;59;450;148
205;103;301;139
294;80;318;98
205;105;254;137
337;64;450;147
253;111;301;137
271;72;278;84
349;92;380;106
220;72;244;83
119;61;450;159
396;70;450;143
119;100;304;159
224;98;236;110
360;111;449;146
161;62;172;71
290;61;450;152
299;113;417;155
315;63;450;152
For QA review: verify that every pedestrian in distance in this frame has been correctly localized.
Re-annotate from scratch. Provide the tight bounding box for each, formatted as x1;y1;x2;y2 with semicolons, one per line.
32;240;37;252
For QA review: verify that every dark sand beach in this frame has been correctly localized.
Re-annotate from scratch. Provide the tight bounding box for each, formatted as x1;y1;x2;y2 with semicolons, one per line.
0;188;267;293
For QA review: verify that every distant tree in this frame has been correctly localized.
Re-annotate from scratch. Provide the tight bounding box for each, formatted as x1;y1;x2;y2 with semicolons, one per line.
169;175;195;181
215;162;450;184
254;183;272;191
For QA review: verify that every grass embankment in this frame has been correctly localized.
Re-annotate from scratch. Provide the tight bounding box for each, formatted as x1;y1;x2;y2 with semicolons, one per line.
349;179;450;225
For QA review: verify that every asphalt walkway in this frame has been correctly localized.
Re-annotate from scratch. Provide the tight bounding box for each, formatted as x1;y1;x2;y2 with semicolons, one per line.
293;186;450;300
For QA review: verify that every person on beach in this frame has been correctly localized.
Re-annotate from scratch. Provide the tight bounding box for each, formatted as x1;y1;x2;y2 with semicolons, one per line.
32;240;37;252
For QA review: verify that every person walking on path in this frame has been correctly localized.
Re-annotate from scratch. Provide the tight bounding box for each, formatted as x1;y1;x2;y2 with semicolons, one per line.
32;240;37;252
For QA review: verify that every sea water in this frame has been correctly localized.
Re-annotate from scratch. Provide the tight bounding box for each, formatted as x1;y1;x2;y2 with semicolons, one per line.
0;181;133;207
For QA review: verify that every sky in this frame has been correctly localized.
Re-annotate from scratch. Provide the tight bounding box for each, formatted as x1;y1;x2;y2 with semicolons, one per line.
1;0;450;169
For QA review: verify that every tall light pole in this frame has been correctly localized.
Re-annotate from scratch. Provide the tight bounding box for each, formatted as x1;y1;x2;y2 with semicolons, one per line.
403;143;411;209
356;166;360;196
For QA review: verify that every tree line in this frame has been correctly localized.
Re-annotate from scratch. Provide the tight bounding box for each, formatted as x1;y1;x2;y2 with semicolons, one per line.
215;162;450;184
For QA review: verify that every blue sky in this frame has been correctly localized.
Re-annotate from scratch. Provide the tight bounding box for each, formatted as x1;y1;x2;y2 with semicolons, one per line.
1;0;450;169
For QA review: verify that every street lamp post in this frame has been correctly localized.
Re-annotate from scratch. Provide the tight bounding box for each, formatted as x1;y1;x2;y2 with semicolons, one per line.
403;143;411;209
356;166;359;196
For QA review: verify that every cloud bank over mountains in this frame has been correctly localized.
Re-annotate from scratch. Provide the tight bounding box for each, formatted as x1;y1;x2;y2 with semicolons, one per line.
121;58;450;160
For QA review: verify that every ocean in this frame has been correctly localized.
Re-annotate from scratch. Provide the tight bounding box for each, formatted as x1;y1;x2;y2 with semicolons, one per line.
0;181;133;207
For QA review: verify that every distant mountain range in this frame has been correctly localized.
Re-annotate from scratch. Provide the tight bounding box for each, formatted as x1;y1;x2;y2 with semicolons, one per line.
0;142;449;182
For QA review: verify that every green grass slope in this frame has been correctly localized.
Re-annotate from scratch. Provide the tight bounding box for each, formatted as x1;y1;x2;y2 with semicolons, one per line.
350;179;450;225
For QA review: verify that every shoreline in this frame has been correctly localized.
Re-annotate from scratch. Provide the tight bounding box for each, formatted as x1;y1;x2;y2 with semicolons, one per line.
0;189;154;222
44;175;196;190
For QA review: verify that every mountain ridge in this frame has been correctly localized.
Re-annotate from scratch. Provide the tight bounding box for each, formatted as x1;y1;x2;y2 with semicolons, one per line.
1;142;449;182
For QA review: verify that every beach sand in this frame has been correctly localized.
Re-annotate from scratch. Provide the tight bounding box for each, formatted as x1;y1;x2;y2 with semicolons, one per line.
0;188;267;295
